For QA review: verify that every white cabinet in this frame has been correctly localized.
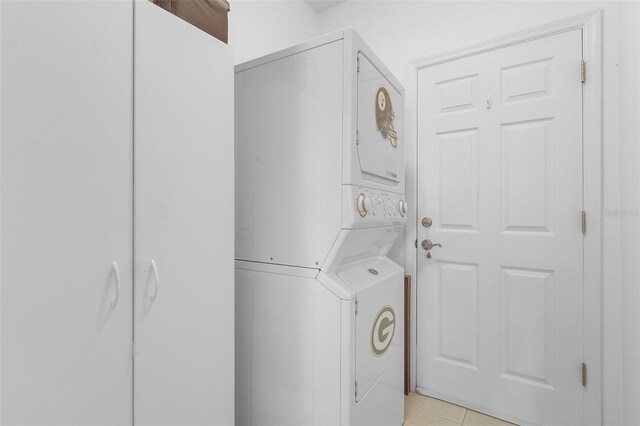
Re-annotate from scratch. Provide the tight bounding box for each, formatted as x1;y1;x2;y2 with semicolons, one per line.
0;1;234;424
133;2;234;425
1;1;134;424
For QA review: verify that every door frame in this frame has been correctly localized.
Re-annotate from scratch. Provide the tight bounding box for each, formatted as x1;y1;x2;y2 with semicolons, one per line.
410;10;603;425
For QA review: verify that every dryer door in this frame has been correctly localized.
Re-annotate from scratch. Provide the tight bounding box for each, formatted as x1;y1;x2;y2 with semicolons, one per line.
356;53;403;186
338;256;403;402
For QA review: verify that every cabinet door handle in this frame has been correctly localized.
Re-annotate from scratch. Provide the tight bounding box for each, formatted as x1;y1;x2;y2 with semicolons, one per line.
149;260;160;303
110;262;121;309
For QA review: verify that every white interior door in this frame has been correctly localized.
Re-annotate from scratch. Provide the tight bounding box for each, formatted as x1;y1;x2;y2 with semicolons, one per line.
1;1;133;424
416;30;584;425
134;1;234;424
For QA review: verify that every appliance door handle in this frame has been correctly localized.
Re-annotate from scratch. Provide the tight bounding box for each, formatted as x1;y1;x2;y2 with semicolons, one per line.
149;259;160;303
110;261;121;309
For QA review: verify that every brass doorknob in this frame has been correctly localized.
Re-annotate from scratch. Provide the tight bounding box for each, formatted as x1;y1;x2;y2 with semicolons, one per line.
421;239;442;251
421;239;442;259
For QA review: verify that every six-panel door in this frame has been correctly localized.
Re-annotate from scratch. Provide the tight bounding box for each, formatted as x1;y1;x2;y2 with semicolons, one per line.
416;29;584;425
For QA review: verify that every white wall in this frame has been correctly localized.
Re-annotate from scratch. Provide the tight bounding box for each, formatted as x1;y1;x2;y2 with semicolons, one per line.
314;1;640;425
228;0;319;64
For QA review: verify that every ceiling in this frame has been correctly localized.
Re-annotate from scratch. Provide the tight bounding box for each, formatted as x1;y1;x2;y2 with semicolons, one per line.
304;0;345;13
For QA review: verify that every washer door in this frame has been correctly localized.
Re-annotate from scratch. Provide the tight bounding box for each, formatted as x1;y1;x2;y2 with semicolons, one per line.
338;256;403;402
356;53;403;186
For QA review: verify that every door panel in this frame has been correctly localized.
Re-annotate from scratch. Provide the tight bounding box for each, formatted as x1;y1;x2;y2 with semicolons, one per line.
338;257;403;402
437;262;479;369
357;53;404;185
134;1;234;424
1;1;133;424
416;30;583;425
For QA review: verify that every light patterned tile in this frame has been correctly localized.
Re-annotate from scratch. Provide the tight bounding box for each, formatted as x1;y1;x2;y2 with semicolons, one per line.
462;410;517;426
406;392;467;423
405;405;462;426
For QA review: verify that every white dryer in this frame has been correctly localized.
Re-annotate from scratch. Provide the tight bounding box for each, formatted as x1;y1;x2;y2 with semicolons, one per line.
235;28;406;426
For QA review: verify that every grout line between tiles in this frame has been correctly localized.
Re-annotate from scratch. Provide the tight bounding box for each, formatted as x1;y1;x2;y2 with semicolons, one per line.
406;402;466;425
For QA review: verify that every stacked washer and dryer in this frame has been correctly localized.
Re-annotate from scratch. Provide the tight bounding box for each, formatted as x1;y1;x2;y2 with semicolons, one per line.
234;29;406;426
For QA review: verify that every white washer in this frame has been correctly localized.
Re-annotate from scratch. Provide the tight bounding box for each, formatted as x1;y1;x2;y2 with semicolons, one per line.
235;28;406;426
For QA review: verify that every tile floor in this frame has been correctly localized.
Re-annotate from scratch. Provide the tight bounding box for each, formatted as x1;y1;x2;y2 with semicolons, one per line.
404;392;518;426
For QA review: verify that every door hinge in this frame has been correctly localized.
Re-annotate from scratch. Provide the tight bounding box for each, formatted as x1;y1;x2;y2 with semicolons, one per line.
582;362;588;387
582;211;587;234
415;239;418;248
356;130;360;145
355;381;358;398
581;60;586;84
355;298;358;316
357;56;360;73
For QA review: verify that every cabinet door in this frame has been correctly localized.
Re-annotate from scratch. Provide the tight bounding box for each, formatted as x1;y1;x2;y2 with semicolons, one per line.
0;1;133;424
133;1;234;424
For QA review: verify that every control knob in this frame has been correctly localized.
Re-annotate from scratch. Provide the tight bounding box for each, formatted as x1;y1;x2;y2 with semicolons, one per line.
399;199;407;217
356;193;372;217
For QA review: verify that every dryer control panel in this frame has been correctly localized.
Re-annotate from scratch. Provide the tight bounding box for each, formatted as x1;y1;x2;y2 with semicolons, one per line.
343;185;407;228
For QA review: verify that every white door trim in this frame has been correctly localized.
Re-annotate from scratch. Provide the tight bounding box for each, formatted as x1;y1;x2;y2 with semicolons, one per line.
410;10;603;425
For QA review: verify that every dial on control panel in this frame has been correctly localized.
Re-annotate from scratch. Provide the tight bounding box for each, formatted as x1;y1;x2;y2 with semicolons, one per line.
399;200;407;217
357;193;371;217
